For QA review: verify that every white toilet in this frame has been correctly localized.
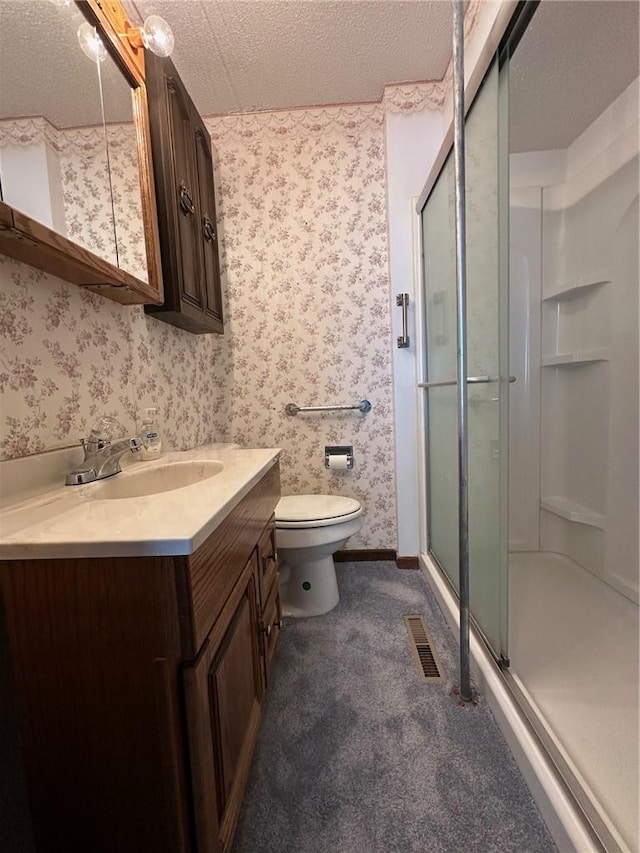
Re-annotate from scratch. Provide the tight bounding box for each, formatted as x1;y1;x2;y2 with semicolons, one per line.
275;495;362;617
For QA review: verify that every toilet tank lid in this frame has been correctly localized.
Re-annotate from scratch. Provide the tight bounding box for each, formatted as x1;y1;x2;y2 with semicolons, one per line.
276;495;362;522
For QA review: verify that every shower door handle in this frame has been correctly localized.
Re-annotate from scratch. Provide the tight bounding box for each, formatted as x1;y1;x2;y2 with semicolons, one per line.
417;376;516;389
396;293;410;348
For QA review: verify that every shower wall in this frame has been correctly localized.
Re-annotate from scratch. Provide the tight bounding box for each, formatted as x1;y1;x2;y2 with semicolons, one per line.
509;78;639;603
508;187;541;552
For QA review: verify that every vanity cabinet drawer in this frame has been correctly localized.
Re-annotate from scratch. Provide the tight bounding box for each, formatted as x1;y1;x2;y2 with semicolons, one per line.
257;521;278;610
260;575;282;688
182;462;280;658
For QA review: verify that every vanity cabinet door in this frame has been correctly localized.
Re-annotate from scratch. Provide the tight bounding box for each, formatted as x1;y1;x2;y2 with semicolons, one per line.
184;552;263;853
145;52;224;334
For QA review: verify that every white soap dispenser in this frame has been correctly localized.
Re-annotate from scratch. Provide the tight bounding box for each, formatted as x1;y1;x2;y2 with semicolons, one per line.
139;407;162;460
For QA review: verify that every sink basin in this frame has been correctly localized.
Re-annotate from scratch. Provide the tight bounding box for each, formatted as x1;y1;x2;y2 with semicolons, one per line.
87;460;223;500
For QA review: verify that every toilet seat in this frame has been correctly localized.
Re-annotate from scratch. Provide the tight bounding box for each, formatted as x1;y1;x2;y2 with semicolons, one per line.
276;495;362;529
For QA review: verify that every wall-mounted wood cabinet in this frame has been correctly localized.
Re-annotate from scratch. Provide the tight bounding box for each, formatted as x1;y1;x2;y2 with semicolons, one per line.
144;52;224;334
0;462;281;852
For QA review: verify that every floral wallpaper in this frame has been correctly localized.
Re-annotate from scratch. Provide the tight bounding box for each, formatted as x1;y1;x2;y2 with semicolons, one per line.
0;257;231;459
208;104;396;549
383;81;448;115
1;102;397;550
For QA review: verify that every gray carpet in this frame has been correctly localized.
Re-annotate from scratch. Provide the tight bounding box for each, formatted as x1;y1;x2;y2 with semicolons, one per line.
233;562;556;853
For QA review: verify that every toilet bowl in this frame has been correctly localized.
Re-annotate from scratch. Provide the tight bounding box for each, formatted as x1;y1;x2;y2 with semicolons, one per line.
275;495;362;617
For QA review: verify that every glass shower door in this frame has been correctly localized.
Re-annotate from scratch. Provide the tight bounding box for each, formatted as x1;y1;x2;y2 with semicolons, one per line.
422;153;459;587
421;57;509;662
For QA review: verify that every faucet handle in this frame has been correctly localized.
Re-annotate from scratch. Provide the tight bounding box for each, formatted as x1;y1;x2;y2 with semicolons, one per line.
81;435;111;458
86;416;124;450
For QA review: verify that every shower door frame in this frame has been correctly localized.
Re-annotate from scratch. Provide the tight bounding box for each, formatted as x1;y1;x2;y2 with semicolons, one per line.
415;0;544;669
416;52;511;669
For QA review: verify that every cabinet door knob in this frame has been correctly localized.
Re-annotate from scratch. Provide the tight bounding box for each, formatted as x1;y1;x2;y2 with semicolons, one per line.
203;213;217;243
261;623;272;637
179;183;195;216
274;619;283;630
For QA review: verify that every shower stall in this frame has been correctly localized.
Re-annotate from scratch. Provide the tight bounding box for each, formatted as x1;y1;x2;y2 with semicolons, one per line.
417;3;639;851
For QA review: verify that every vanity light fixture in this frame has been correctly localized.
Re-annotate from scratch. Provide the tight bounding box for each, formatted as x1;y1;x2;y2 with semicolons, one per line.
77;21;107;62
76;10;174;62
126;15;175;58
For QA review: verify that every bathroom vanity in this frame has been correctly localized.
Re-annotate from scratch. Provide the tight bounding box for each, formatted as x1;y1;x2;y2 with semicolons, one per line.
0;447;281;852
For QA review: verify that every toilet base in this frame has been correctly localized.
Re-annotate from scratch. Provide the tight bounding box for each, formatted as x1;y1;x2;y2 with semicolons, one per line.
279;555;340;617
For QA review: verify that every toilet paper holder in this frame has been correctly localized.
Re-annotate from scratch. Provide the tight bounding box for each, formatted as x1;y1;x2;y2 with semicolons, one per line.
325;445;354;470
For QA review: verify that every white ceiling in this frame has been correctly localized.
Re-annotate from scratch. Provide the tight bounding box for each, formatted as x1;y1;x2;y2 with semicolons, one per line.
510;0;640;152
134;0;454;115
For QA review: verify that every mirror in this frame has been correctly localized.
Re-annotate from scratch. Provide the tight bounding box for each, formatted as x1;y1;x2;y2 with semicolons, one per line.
99;36;149;282
0;0;161;298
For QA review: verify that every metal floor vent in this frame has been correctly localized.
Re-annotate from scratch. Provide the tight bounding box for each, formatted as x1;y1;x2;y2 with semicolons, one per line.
404;615;445;682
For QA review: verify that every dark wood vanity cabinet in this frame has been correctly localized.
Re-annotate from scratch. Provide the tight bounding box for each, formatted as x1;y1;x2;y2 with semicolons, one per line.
0;462;281;853
144;52;224;334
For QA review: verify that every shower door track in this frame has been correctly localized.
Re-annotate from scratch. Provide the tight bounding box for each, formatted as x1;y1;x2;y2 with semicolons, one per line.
502;672;626;853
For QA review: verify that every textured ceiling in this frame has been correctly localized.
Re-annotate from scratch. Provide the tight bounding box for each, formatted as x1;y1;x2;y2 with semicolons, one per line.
134;0;454;115
5;1;636;152
510;0;640;153
1;0;454;128
0;1;133;128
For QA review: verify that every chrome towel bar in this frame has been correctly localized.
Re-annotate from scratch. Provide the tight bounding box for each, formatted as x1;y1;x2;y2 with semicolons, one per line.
285;400;372;416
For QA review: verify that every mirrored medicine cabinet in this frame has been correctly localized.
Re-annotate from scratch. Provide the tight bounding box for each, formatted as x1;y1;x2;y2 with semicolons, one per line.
0;0;163;305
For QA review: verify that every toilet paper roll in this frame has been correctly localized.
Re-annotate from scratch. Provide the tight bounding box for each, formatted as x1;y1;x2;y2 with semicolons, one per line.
327;454;350;470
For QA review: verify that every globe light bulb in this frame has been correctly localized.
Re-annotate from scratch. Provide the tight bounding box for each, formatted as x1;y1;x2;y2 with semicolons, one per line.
77;22;107;62
141;15;174;58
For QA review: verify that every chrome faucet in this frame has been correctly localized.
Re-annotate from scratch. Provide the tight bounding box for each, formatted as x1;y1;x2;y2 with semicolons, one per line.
66;435;143;485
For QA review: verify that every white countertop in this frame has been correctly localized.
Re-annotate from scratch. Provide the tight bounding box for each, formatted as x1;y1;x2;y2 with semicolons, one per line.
0;444;280;560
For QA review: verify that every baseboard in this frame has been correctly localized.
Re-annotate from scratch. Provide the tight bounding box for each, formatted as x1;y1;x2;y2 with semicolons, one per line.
395;556;419;570
334;549;396;562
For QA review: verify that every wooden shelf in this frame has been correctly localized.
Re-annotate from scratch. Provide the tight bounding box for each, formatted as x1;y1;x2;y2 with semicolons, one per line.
542;272;611;302
541;496;606;529
0;200;162;306
541;348;610;367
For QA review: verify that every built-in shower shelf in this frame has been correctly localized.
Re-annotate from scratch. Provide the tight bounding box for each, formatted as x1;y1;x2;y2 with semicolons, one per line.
542;272;611;302
541;348;610;367
541;496;606;529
